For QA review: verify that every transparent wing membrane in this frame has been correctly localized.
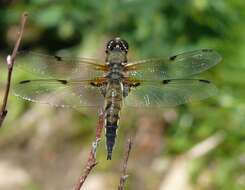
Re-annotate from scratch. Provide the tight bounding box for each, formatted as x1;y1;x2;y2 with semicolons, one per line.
126;49;222;80
124;79;218;107
16;51;107;79
14;49;221;108
14;78;104;108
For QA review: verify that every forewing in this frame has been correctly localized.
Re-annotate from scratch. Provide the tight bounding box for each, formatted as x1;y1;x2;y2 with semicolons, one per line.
14;78;105;108
126;49;222;80
16;51;107;79
124;79;218;107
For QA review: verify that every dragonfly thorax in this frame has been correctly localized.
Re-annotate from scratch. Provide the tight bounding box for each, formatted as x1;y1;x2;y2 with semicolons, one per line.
107;63;125;80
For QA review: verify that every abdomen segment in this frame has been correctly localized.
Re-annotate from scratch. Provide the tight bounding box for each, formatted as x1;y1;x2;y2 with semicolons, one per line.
104;82;123;160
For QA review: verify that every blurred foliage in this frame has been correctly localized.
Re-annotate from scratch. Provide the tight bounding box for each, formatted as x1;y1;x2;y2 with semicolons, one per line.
0;0;245;190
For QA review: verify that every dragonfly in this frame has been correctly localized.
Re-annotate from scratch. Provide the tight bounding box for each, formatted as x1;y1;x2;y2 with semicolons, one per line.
14;37;222;160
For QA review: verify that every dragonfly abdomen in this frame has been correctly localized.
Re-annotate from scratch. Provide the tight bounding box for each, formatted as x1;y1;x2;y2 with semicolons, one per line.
104;81;123;160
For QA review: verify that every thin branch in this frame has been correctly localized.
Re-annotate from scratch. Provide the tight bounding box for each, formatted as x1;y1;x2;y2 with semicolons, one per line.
74;110;104;190
0;12;28;127
118;137;133;190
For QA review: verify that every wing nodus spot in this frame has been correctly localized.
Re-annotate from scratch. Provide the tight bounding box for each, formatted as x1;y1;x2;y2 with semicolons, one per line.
54;55;62;61
19;80;31;84
199;79;210;83
202;49;212;52
162;79;171;84
57;79;68;84
169;55;177;61
90;82;101;87
132;82;140;87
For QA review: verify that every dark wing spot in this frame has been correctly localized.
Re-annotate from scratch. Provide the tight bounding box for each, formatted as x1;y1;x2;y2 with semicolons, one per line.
162;79;171;84
90;82;96;86
169;55;177;61
202;49;213;52
54;55;62;61
90;82;102;87
19;80;31;84
199;79;210;83
105;102;112;110
132;82;140;87
57;79;68;84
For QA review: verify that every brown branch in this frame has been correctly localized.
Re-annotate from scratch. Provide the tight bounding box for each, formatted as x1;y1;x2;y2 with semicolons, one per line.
0;12;28;127
74;110;104;190
118;137;133;190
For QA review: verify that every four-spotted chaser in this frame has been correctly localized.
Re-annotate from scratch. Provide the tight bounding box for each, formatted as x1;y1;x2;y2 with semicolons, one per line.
14;37;222;159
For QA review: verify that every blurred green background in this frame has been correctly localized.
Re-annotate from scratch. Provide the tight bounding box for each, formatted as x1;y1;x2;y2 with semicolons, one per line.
0;0;244;190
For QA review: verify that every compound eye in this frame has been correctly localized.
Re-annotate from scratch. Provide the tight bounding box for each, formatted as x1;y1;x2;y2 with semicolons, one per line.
106;40;114;53
106;40;116;52
121;40;129;52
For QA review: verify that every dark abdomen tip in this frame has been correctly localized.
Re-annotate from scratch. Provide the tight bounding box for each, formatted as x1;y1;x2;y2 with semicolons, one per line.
105;124;118;160
107;153;112;160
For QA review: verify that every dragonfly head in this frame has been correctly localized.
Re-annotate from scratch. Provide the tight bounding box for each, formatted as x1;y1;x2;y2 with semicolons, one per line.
106;37;128;63
106;37;129;53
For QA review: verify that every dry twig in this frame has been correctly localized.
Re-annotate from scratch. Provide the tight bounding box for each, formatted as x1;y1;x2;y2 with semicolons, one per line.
118;137;133;190
0;12;28;127
74;110;104;190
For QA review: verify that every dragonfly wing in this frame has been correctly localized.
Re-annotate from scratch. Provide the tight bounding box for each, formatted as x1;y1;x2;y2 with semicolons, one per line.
14;78;105;108
16;51;107;79
124;79;218;107
126;49;222;80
